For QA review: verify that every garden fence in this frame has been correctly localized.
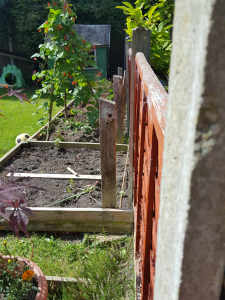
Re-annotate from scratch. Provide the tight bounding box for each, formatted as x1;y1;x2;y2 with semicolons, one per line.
126;30;168;300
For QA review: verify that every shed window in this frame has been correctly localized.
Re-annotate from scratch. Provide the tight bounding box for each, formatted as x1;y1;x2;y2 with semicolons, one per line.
85;49;97;69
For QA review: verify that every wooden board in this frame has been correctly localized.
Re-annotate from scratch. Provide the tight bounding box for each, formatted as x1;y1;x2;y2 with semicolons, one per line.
28;140;128;152
0;143;22;166
1;208;134;234
7;173;101;181
45;276;77;289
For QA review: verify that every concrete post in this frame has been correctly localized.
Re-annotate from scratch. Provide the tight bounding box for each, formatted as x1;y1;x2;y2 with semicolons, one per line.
99;98;117;208
113;75;124;144
154;1;225;300
128;27;151;203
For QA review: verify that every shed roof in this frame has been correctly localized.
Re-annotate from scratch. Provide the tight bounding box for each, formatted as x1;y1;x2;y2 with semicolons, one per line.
74;25;111;47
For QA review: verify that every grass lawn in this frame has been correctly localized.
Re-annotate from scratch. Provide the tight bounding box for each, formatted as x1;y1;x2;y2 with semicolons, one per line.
0;87;63;158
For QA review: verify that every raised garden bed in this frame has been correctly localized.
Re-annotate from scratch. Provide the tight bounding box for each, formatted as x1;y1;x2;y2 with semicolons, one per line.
0;141;132;234
0;90;133;234
0;145;130;210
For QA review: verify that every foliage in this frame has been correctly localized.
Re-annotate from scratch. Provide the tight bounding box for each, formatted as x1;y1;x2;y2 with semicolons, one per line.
32;0;105;139
72;235;135;299
94;71;112;93
0;0;48;57
117;0;174;79
0;241;40;300
0;233;135;299
0;164;45;237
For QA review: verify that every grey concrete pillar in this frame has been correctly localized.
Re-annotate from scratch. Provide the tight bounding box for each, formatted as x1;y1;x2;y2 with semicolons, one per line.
154;1;225;300
128;27;151;203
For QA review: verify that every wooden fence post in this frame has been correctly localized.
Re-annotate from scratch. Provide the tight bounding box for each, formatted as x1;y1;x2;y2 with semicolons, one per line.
125;37;131;135
99;98;116;208
118;67;123;76
123;70;126;122
113;75;124;144
128;27;151;203
154;1;225;300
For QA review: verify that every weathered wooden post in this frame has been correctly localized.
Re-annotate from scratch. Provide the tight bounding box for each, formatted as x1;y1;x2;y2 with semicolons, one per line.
125;37;132;134
113;75;124;144
122;70;126;121
128;27;151;203
154;1;225;300
99;98;117;208
118;67;123;76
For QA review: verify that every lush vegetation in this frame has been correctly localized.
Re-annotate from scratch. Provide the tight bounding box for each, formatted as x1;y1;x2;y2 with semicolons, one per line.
0;233;135;300
31;0;110;140
0;88;61;157
117;0;174;80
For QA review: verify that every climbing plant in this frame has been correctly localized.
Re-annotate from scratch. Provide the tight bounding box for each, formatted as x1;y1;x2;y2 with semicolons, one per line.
31;0;103;140
117;0;174;80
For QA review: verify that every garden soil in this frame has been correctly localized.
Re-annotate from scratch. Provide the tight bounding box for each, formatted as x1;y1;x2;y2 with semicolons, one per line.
38;101;128;143
0;146;131;210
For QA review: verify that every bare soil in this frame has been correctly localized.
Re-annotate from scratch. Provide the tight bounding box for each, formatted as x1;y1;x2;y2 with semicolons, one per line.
0;146;131;210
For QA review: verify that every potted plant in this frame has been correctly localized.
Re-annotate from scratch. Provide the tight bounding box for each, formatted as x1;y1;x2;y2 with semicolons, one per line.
0;164;48;299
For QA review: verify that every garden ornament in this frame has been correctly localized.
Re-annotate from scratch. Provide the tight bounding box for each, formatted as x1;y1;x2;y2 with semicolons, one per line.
0;64;26;88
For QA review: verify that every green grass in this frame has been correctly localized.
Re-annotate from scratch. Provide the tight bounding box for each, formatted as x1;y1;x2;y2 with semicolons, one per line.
0;233;135;300
0;87;62;158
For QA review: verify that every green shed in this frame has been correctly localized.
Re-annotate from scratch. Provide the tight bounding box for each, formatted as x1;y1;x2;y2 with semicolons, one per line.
74;25;111;79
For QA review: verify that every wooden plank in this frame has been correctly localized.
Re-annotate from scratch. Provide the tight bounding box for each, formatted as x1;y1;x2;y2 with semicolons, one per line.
141;126;158;300
1;208;134;234
3;221;133;234
0;50;35;63
45;276;77;289
0;143;22;166
7;173;101;181
99;98;117;208
28;141;128;152
8;208;134;222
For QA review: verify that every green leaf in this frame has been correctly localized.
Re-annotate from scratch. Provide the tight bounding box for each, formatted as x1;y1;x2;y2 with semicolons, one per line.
158;20;168;31
147;6;157;19
136;2;143;10
116;6;134;14
122;2;134;9
86;106;96;112
50;9;61;15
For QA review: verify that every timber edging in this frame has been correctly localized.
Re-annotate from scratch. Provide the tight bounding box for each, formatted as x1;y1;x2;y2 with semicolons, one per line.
1;208;134;234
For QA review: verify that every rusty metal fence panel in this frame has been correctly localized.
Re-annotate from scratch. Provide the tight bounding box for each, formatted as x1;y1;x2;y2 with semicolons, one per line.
128;51;168;300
